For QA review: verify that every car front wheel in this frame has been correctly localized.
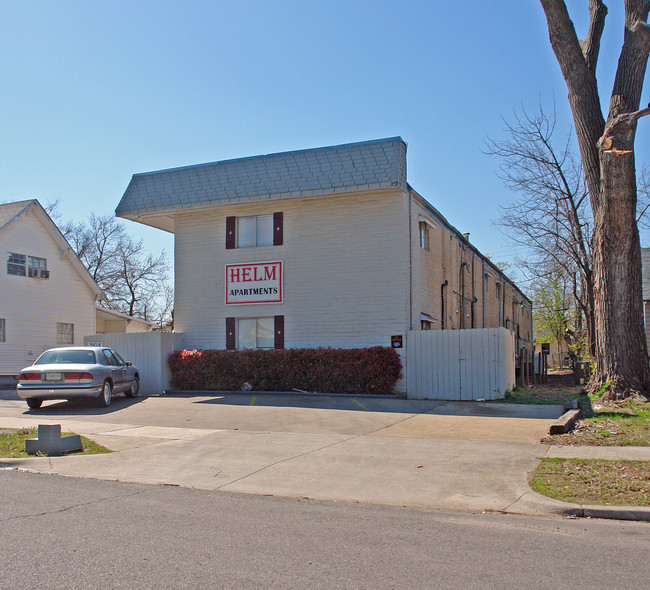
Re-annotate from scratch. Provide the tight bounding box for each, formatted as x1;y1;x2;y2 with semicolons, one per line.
26;398;42;410
124;377;140;398
98;381;112;407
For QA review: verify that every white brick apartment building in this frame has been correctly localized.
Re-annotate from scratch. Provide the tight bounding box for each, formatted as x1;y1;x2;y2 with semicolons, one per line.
116;138;532;359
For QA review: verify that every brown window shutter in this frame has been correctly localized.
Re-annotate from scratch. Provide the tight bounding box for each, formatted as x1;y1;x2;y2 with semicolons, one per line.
226;217;236;249
226;317;236;350
273;212;283;246
274;315;284;349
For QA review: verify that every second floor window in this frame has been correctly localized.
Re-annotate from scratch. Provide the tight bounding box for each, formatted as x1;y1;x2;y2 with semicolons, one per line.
226;212;283;249
7;252;26;276
419;222;429;251
28;256;47;277
238;215;273;248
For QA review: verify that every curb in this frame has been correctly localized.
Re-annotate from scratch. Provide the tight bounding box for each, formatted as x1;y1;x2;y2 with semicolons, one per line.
571;505;650;522
508;491;650;522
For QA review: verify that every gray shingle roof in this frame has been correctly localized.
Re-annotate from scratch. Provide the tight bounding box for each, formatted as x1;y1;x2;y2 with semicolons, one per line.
116;137;407;216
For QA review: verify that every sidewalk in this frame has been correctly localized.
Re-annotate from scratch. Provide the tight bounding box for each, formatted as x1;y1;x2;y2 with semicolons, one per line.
1;393;648;521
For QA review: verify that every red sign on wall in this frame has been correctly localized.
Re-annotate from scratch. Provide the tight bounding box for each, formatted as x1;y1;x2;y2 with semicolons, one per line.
225;261;283;305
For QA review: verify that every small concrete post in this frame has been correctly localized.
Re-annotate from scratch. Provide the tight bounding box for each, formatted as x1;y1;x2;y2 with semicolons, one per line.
25;424;82;455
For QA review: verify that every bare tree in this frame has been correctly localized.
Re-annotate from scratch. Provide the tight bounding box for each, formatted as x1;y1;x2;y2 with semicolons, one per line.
539;0;650;400
43;203;173;326
112;237;169;319
485;105;596;358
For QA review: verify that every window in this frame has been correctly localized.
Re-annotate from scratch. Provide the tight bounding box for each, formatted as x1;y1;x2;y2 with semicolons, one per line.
56;322;74;345
237;317;274;349
496;282;502;300
102;349;124;366
419;222;429;251
7;252;26;276
0;318;5;342
238;215;273;248
28;256;47;277
226;212;283;249
226;315;284;350
420;312;435;330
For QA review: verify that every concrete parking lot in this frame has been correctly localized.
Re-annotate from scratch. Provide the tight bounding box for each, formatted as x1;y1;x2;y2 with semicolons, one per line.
0;389;575;514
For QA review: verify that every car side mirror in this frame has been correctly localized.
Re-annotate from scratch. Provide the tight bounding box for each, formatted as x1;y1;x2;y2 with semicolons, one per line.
125;361;133;367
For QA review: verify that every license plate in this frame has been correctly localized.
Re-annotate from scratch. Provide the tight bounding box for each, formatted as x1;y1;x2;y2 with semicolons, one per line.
45;372;63;381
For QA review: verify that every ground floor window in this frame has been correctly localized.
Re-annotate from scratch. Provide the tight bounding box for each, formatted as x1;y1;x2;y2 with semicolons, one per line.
237;317;274;349
0;318;5;342
226;315;284;350
56;322;74;345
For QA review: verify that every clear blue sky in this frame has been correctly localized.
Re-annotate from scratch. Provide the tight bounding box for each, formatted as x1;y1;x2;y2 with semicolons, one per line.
1;1;648;278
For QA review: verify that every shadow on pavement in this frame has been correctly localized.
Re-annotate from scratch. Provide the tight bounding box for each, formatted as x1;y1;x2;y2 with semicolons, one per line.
186;393;564;419
15;395;148;417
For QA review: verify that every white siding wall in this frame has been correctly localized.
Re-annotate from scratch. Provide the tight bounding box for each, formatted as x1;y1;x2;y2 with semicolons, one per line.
174;189;410;350
0;211;97;374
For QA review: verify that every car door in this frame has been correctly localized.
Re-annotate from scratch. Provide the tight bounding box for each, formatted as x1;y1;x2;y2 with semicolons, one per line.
103;349;127;392
110;349;135;389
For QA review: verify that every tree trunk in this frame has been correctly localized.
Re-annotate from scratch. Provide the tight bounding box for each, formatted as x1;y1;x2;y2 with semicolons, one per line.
539;0;650;400
592;145;650;398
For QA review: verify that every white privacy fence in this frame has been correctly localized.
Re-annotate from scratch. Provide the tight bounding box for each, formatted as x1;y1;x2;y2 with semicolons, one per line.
84;332;185;395
406;327;515;400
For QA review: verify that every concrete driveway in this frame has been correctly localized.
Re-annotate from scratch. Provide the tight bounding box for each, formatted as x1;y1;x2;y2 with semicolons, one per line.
0;391;565;514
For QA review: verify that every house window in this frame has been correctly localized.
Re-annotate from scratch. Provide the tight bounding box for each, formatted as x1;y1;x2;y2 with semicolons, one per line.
56;322;74;345
496;282;502;300
419;222;429;251
237;317;274;349
420;320;432;330
226;213;283;249
7;252;26;276
0;318;5;342
28;256;47;277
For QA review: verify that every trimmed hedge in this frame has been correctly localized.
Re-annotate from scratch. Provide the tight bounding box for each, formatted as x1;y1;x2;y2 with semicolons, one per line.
168;347;402;395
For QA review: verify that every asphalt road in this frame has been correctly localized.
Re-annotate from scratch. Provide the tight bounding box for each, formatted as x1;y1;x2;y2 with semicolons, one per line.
1;470;647;589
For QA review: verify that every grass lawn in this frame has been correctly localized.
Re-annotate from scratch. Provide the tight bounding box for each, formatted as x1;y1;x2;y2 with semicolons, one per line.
0;427;112;458
530;458;650;506
501;369;587;405
504;388;586;405
543;399;650;446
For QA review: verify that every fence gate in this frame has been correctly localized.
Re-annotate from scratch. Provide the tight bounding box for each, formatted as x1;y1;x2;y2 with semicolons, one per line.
406;327;515;400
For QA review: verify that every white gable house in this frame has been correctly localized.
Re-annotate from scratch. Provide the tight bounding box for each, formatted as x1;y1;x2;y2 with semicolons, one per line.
0;200;103;376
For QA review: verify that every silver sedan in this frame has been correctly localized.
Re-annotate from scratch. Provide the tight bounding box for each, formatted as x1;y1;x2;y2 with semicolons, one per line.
17;346;140;409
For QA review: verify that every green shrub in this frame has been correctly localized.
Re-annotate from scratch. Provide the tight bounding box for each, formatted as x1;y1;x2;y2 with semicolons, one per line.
168;347;402;395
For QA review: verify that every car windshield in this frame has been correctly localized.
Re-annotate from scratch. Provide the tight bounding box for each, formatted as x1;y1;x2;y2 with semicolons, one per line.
34;350;96;365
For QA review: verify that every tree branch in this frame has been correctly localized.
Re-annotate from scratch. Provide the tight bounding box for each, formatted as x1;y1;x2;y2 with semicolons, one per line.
581;0;608;72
